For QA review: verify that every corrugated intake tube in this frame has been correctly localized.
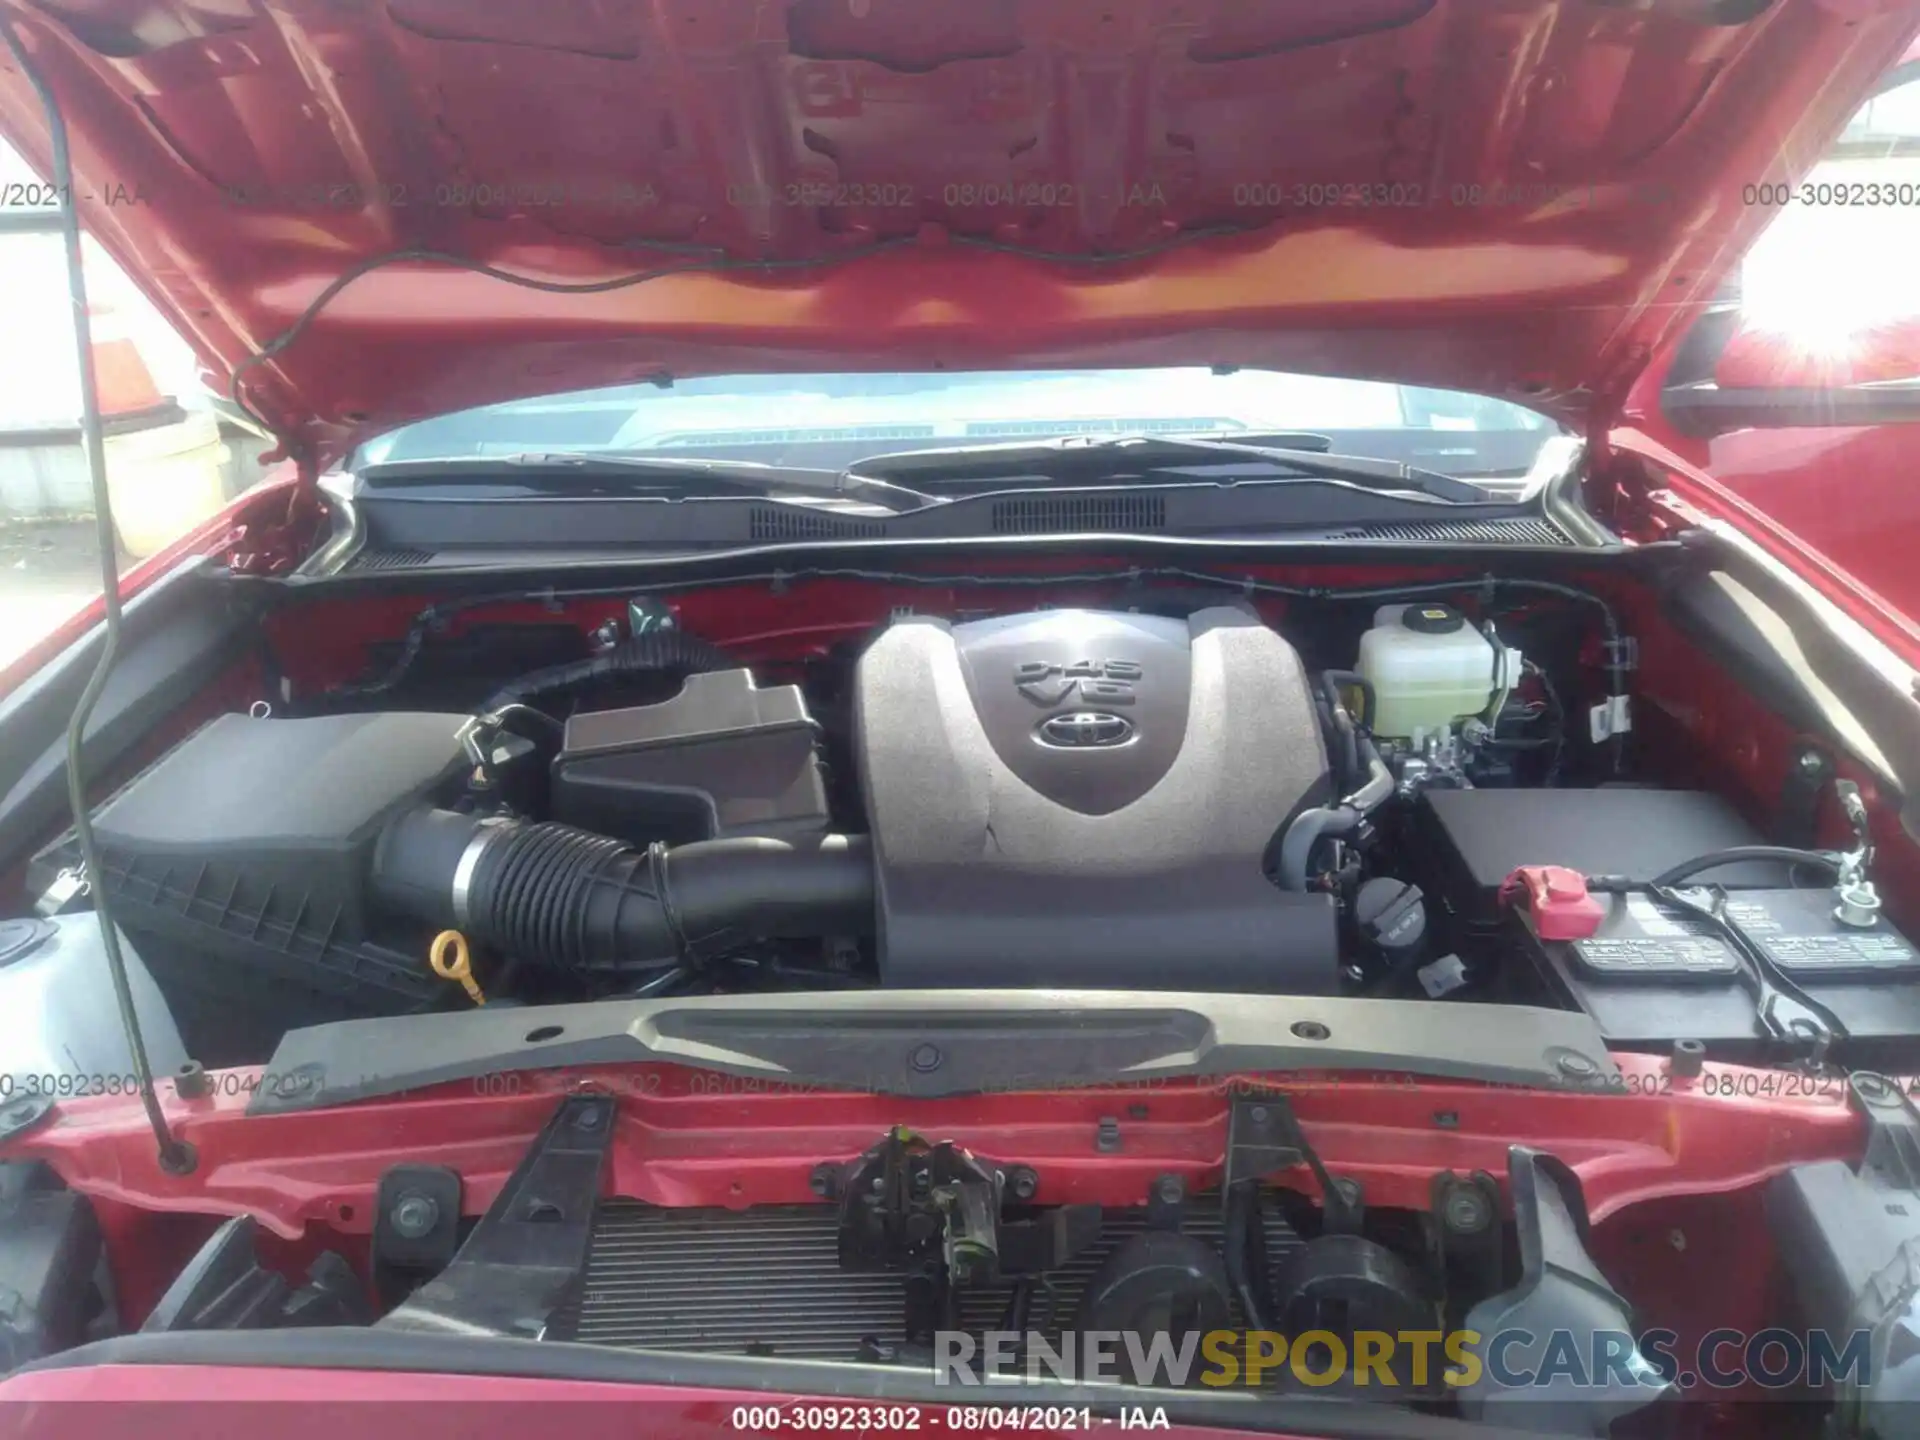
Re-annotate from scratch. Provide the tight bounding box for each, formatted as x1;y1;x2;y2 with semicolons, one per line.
372;807;873;972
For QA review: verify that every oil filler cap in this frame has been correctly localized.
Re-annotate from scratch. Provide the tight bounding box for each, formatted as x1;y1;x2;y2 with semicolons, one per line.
1402;603;1467;634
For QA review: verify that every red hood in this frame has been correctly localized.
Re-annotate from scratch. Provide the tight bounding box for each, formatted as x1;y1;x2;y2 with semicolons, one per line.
1;0;1916;467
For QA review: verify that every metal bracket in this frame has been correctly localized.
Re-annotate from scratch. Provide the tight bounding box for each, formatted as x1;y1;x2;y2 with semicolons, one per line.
1146;1173;1187;1232
371;1164;464;1309
1223;1096;1304;1189
32;867;89;918
1776;747;1833;850
1431;1169;1504;1307
628;597;676;633
380;1095;614;1338
837;1129;992;1277
1852;1073;1920;1192
834;1128;1098;1288
1225;1093;1360;1233
1602;635;1640;672
224;482;327;577
1833;780;1884;930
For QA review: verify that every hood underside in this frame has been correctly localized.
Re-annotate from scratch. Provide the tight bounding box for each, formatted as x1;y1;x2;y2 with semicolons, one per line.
1;0;1916;465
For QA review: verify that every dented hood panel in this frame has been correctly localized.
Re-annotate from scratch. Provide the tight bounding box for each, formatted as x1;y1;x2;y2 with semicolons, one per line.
0;0;1916;464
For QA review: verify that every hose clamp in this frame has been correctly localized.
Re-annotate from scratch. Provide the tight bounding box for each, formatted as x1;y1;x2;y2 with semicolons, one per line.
451;817;513;931
646;842;689;960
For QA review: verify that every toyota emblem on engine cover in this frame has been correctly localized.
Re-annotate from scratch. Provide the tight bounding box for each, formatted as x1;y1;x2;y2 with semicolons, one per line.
1037;711;1134;748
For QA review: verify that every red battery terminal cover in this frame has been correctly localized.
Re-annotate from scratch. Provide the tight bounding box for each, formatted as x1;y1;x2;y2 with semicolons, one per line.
1498;865;1606;941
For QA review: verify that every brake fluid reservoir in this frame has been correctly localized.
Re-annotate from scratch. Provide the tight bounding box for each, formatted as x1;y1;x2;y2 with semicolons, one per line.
1357;603;1517;740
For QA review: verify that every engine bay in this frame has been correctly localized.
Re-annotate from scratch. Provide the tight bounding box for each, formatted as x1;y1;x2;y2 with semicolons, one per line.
23;569;1920;1075
8;557;1920;1436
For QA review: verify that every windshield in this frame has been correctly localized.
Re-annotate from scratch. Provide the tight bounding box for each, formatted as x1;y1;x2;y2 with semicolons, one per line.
357;368;1560;479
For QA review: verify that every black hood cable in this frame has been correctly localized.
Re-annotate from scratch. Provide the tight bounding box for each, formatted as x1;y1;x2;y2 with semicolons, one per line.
1;17;194;1174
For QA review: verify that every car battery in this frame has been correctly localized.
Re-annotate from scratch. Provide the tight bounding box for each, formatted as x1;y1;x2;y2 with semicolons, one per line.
1414;787;1920;1057
1517;886;1920;1050
1565;888;1920;984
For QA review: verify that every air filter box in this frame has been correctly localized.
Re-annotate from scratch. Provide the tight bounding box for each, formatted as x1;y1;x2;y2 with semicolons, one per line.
37;711;470;1060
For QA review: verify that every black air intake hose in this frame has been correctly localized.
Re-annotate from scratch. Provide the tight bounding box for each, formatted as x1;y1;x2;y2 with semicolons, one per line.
476;630;735;717
373;808;873;972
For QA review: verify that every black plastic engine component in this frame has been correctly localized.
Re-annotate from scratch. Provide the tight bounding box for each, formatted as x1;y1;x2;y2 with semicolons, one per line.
1768;1074;1920;1436
1457;1148;1667;1434
141;1214;368;1332
834;1129;1102;1291
1224;1092;1360;1232
1074;1230;1234;1343
837;1131;1002;1286
855;607;1338;991
1272;1233;1436;1385
1221;1093;1363;1335
39;712;470;1058
0;1166;103;1371
551;667;830;848
476;628;734;716
383;1095;614;1338
371;1164;464;1308
1417;787;1792;926
373;807;872;973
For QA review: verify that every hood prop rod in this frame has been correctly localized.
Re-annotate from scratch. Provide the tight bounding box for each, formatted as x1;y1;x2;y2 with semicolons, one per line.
0;17;193;1174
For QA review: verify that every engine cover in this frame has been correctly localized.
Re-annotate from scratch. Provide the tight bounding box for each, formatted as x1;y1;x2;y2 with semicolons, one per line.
855;607;1338;991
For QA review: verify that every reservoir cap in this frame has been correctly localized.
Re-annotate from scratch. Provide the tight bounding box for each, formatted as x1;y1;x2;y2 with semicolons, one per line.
1403;603;1467;634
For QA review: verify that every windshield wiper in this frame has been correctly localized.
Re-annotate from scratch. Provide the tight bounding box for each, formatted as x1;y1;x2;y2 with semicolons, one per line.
358;451;936;513
358;435;1485;511
846;433;1486;502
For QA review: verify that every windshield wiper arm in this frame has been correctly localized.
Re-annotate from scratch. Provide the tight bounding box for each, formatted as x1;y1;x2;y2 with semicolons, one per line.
1123;435;1489;501
358;451;936;513
847;433;1485;502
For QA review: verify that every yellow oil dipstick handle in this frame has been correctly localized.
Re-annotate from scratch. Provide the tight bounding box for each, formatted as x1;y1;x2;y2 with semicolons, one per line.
430;929;486;1006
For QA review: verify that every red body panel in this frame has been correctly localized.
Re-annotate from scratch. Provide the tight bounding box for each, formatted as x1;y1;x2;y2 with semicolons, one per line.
1696;426;1920;626
3;1059;1865;1246
0;1364;1305;1440
1;0;1917;459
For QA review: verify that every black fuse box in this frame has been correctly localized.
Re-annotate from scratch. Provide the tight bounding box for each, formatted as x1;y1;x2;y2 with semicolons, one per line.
551;668;830;848
1416;787;1793;925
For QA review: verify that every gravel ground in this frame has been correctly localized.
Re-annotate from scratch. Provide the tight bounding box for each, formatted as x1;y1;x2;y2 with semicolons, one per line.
0;519;117;668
